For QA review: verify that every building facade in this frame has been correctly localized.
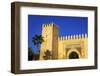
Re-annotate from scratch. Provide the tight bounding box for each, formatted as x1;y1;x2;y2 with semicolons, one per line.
40;22;88;60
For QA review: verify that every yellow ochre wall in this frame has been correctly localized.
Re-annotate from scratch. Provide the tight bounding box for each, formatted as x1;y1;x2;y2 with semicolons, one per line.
58;35;88;59
40;23;88;60
40;23;59;60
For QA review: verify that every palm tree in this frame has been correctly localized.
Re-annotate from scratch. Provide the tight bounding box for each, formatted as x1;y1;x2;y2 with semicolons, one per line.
32;34;44;60
43;50;52;60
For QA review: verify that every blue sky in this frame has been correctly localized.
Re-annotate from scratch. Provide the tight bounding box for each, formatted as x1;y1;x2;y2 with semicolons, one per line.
28;15;88;53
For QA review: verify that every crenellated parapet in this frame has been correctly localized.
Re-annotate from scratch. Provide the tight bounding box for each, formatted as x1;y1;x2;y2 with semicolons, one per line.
42;22;59;30
58;34;88;40
42;22;54;27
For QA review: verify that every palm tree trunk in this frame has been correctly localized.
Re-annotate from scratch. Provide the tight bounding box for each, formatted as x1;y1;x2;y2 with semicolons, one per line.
35;44;40;60
36;44;40;54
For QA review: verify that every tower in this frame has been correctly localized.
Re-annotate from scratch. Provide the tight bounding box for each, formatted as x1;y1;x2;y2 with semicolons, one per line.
40;22;59;60
40;22;88;60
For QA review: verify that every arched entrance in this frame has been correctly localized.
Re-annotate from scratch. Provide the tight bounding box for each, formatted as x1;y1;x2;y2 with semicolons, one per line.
66;48;81;59
69;51;79;59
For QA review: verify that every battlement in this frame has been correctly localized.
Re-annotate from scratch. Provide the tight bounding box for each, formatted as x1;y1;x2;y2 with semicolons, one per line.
42;22;54;27
42;22;59;29
58;34;88;40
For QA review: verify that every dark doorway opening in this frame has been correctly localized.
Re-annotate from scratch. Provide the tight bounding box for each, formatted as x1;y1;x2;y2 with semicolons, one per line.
69;51;79;59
